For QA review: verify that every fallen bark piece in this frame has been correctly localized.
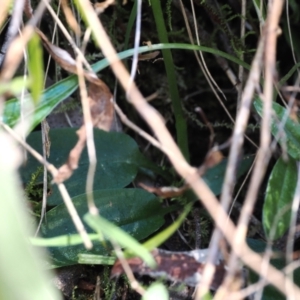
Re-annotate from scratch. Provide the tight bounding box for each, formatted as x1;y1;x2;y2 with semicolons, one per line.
111;248;235;291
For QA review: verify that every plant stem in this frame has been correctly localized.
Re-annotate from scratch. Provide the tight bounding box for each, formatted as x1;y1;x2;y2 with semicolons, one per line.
150;0;190;162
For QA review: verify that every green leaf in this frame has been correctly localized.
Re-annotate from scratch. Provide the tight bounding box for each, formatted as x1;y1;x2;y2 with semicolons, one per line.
3;75;78;130
151;0;189;161
84;213;155;267
40;188;168;267
263;156;297;240
21;129;143;205
184;155;254;203
204;155;253;196
253;98;300;160
31;234;100;247
142;283;169;300
251;0;266;22
77;254;115;265
27;33;44;104
4;43;250;132
142;203;192;251
92;43;251;72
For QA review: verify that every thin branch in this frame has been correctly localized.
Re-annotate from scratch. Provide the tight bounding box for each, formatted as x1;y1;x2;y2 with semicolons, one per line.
237;0;246;112
224;0;285;291
199;23;266;295
76;48;98;215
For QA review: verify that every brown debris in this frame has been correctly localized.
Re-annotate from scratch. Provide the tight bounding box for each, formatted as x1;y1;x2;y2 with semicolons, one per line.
202;150;224;170
35;28;115;183
94;0;115;14
61;0;81;35
88;82;114;131
52;265;85;297
137;51;160;61
139;182;188;199
53;126;87;184
36;29;100;85
111;249;230;291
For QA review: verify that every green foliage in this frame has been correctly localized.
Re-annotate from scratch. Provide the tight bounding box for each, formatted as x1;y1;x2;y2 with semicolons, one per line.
142;203;192;251
84;211;156;267
21;128;154;205
151;0;189;161
41;188;168;267
4;1;299;297
24;166;43;201
253;98;300;242
263;156;297;240
21;128;174;267
0;76;30;95
27;33;44;104
3;43;250;133
142;282;169;300
254;98;300;160
165;0;173;31
3;74;79;130
22;127;251;268
198;155;254;199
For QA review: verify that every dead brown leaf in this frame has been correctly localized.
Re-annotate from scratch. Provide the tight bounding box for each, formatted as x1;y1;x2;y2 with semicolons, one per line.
0;26;35;81
138;51;160;61
88;81;114;131
0;0;10;29
61;0;81;35
203;150;224;169
24;0;33;19
36;27;115;183
35;27;116;183
36;29;101;84
94;0;115;14
52;81;114;183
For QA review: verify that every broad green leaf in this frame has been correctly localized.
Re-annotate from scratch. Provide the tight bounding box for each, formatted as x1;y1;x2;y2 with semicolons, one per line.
40;188;168;267
254;98;300;160
263;156;297;240
27;33;44;104
84;213;155;267
22;129;145;205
